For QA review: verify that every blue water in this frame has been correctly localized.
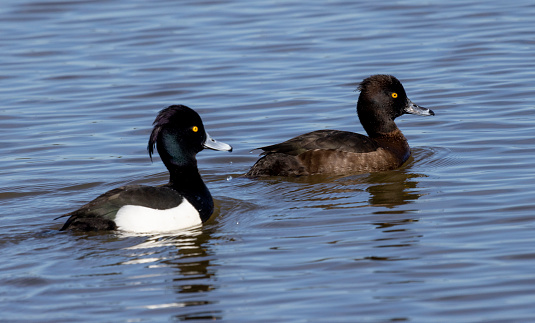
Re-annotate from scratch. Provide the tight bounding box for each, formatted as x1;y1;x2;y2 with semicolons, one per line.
2;0;535;322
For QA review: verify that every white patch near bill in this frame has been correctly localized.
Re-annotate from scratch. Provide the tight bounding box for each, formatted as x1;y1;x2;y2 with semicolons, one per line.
114;199;202;233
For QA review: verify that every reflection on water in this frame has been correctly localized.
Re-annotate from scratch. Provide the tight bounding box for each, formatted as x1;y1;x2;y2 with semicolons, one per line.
121;229;222;321
353;167;424;208
168;232;220;321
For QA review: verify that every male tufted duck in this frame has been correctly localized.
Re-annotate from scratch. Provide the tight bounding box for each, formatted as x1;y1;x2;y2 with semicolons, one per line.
58;105;232;232
246;75;434;177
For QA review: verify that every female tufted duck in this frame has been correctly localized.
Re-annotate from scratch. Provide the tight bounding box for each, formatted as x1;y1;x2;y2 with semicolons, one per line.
246;75;434;177
58;105;232;232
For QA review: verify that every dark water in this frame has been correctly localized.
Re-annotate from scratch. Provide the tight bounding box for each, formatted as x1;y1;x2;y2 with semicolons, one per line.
2;0;535;321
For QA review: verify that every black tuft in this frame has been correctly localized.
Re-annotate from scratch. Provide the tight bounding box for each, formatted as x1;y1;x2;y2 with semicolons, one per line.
147;105;197;161
357;74;396;92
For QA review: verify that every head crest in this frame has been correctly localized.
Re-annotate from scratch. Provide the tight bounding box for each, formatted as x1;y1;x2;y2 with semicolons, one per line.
357;74;397;92
147;105;195;160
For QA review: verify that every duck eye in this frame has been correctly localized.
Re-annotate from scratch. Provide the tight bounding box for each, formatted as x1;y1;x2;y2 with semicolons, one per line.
192;126;199;132
391;92;398;98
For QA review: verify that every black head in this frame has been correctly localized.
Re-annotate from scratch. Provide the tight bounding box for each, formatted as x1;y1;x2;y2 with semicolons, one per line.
356;75;434;136
148;105;232;168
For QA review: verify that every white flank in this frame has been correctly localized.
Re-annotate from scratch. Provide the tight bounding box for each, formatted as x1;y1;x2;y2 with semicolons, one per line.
114;199;202;233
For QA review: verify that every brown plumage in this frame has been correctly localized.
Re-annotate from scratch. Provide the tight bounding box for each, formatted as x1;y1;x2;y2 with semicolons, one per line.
246;75;434;177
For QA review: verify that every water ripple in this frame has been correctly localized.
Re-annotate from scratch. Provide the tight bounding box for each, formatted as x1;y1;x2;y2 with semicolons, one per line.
1;0;535;322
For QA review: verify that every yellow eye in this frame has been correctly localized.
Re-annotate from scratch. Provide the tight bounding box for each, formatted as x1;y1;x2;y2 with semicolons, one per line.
192;126;199;132
392;92;398;98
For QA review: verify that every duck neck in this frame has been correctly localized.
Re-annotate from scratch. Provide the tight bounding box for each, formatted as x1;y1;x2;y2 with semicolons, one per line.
360;114;401;137
371;129;411;163
166;164;214;223
167;164;201;186
153;131;214;222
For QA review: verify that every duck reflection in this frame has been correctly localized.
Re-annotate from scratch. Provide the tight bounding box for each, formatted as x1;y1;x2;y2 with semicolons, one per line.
361;168;425;208
359;161;425;234
122;226;221;321
262;153;428;239
168;229;221;321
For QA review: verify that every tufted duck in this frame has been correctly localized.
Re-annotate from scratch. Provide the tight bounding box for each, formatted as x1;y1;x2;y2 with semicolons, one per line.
58;105;232;232
246;75;434;177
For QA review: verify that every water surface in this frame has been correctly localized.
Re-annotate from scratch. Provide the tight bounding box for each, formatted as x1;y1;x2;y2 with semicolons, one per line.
1;0;535;322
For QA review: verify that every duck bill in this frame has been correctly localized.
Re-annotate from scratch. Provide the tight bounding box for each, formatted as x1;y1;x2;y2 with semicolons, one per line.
404;99;435;116
203;132;233;152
